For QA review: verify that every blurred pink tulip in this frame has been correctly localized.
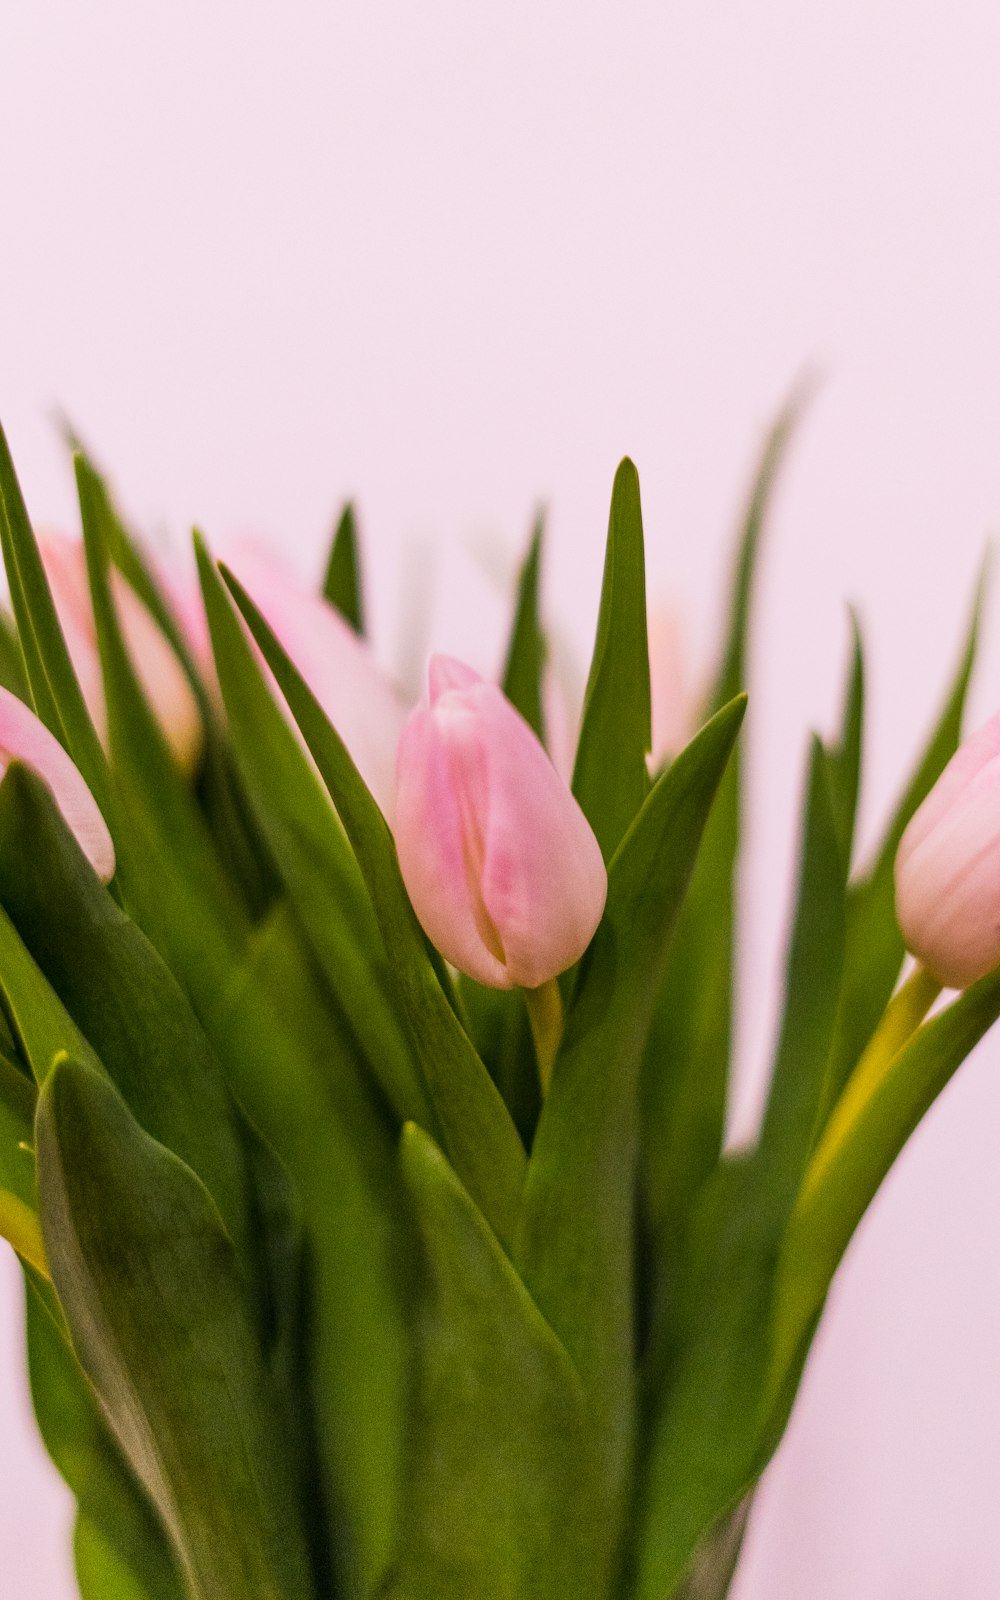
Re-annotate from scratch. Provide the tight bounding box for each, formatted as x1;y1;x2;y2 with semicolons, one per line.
224;542;406;818
394;655;608;989
895;710;1000;987
647;600;695;767
0;687;114;881
39;533;202;772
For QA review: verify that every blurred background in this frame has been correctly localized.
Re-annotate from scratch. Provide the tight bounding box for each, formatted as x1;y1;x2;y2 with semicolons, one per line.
3;4;1000;1595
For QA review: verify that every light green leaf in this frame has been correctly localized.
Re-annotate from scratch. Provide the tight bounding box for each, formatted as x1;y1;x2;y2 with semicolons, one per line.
826;611;864;868
385;1123;595;1600
571;458;651;862
517;697;746;1589
222;562;526;1248
36;1057;315;1600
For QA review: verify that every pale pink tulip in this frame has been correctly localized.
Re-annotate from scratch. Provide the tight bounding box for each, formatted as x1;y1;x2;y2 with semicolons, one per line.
224;542;406;818
394;655;608;989
39;533;202;772
0;687;114;881
895;710;1000;987
647;600;694;767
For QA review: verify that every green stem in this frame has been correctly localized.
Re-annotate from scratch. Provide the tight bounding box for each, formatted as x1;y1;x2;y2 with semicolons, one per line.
769;963;941;1392
524;979;564;1096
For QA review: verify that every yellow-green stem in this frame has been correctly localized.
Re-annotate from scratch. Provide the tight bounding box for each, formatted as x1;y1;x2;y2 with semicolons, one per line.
769;963;941;1394
524;978;564;1096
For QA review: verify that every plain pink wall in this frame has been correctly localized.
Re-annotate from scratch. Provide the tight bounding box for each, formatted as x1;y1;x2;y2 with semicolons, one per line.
4;4;1000;1595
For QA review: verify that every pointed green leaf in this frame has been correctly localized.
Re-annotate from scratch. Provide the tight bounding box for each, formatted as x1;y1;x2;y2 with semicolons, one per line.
642;384;813;1258
0;608;28;700
572;458;651;862
323;502;365;634
222;563;526;1247
197;535;433;1131
386;1122;596;1600
36;1057;315;1600
75;456;245;952
822;563;984;1115
0;765;251;1263
517;697;746;1585
752;739;845;1217
0;420;111;812
501;514;547;742
826;613;864;868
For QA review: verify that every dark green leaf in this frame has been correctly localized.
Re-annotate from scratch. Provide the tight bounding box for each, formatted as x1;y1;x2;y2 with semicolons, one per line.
222;562;526;1248
386;1122;596;1600
501;513;547;742
323;502;365;634
0;608;28;700
197;536;433;1131
211;902;413;1596
752;739;845;1217
517;697;746;1588
572;458;651;862
36;1057;314;1600
0;764;251;1264
826;611;864;868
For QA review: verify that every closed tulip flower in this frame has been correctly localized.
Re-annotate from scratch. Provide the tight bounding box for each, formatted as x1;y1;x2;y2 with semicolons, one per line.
895;710;1000;988
394;655;608;990
0;687;114;881
39;533;202;772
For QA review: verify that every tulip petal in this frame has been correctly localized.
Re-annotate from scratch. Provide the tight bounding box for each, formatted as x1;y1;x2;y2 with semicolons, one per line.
0;688;114;881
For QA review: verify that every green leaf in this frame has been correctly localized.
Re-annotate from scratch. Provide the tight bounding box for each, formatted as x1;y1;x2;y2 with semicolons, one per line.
323;502;365;634
0;607;28;700
821;562;984;1117
222;562;526;1248
211;901;413;1597
75;455;245;953
571;459;651;862
517;697;746;1589
641;383;812;1260
196;535;433;1131
0;764;251;1264
0;420;112;814
0;897;103;1086
26;1285;185;1600
751;739;845;1217
36;1057;315;1600
826;611;864;868
501;513;547;742
385;1122;596;1600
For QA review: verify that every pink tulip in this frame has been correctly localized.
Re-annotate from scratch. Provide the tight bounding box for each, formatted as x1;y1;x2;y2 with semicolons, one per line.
394;655;608;989
895;710;1000;987
223;542;406;818
0;687;114;881
39;533;202;772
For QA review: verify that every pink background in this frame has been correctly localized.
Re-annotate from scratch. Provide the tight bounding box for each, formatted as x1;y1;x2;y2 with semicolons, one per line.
4;4;1000;1594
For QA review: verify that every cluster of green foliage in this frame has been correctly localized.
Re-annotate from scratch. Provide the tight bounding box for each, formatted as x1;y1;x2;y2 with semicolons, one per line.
0;400;993;1600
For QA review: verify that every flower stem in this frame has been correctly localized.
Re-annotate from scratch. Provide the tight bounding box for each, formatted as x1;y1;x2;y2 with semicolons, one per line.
524;978;564;1095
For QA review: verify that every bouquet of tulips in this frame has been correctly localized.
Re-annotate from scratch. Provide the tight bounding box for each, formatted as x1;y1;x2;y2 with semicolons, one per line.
0;393;995;1600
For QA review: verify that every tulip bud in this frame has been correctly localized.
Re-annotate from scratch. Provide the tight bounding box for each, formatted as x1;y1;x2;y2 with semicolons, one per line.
38;533;202;773
0;688;114;881
895;711;1000;988
394;655;608;989
223;542;406;819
